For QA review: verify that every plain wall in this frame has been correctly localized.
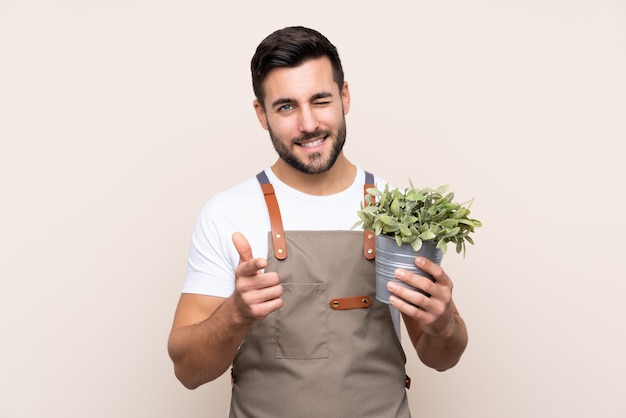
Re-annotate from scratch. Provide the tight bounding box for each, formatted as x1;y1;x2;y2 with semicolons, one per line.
1;1;625;417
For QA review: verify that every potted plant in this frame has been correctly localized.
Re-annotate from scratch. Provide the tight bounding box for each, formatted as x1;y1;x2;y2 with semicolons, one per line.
352;181;482;303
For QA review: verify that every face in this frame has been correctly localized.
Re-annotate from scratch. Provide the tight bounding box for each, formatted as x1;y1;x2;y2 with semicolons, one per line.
254;57;350;175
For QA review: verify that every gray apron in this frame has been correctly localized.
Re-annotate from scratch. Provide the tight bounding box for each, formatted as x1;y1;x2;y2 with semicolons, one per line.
229;172;410;418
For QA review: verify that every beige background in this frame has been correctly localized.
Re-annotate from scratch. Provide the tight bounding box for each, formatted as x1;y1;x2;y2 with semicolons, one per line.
1;1;625;417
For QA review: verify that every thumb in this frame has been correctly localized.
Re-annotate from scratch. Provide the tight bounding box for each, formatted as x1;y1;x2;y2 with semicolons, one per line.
232;232;266;277
232;232;253;264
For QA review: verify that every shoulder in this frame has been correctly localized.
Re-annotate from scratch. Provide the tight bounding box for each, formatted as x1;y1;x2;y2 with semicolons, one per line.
191;173;270;255
197;175;265;219
213;175;264;205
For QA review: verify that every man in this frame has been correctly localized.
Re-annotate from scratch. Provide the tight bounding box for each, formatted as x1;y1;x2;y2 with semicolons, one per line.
168;26;468;417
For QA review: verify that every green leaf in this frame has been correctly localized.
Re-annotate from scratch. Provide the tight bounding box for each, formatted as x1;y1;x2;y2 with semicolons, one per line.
379;214;399;227
443;227;461;238
379;191;387;208
383;224;400;233
419;230;437;241
406;190;425;201
360;205;376;215
453;208;469;219
440;219;458;228
350;219;363;230
390;198;400;217
410;238;423;251
436;240;448;254
366;187;382;197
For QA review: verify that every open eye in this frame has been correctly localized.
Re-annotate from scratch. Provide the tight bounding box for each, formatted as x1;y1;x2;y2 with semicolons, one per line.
278;104;294;112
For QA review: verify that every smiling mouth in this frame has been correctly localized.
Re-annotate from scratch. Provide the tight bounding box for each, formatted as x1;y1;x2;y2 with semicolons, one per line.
299;137;326;148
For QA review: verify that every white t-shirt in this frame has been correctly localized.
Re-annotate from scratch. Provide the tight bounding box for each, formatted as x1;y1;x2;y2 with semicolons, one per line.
182;166;401;335
183;166;386;296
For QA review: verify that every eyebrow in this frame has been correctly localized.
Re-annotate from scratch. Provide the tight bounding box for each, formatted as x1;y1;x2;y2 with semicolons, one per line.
270;92;334;109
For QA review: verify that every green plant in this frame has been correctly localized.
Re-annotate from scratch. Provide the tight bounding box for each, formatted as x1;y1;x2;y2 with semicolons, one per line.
353;181;482;255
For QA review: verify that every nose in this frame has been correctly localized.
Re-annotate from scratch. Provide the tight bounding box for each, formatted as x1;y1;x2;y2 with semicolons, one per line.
298;106;319;132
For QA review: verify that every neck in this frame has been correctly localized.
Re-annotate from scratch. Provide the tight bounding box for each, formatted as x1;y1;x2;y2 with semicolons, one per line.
271;154;356;196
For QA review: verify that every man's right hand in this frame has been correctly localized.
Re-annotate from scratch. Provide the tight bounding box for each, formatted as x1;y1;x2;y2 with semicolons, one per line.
232;232;283;324
168;232;284;389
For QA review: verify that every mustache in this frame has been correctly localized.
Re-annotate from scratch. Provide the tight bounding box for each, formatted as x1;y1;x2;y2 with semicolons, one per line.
293;129;331;144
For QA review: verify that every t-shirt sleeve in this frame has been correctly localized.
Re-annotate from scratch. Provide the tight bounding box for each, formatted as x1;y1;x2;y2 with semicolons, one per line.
182;196;236;298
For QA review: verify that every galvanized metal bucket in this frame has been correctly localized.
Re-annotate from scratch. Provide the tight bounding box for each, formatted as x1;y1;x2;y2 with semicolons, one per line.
375;235;443;304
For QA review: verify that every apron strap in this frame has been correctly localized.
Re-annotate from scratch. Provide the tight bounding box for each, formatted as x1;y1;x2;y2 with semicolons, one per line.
256;171;288;260
256;170;377;261
363;171;376;260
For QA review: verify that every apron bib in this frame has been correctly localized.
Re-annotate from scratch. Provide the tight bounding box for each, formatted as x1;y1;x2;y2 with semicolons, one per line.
229;173;411;418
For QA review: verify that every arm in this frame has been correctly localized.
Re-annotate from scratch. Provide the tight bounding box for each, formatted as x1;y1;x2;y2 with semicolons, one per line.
168;294;248;388
167;232;283;389
387;256;468;371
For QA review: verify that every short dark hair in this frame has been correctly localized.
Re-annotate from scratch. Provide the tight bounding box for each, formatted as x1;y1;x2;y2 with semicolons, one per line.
251;26;345;106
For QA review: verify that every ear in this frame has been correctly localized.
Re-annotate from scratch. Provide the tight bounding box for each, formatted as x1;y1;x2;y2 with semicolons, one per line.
341;81;351;115
253;99;269;131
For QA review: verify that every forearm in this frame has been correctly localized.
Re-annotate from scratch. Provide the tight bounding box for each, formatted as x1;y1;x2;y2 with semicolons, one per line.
411;312;468;371
168;296;250;389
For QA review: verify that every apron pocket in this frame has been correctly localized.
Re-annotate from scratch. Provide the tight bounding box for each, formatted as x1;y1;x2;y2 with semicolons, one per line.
275;283;328;359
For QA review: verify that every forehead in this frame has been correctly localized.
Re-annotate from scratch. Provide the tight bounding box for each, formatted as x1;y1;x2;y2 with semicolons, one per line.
262;57;338;104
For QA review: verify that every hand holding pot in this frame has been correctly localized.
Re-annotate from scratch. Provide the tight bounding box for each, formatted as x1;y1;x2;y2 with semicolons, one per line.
386;255;457;339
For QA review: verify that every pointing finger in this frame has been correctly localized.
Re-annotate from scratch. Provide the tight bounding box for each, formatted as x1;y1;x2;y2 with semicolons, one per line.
232;232;267;276
232;232;253;264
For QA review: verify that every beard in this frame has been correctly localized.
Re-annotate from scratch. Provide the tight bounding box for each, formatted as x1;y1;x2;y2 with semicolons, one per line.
267;117;347;175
